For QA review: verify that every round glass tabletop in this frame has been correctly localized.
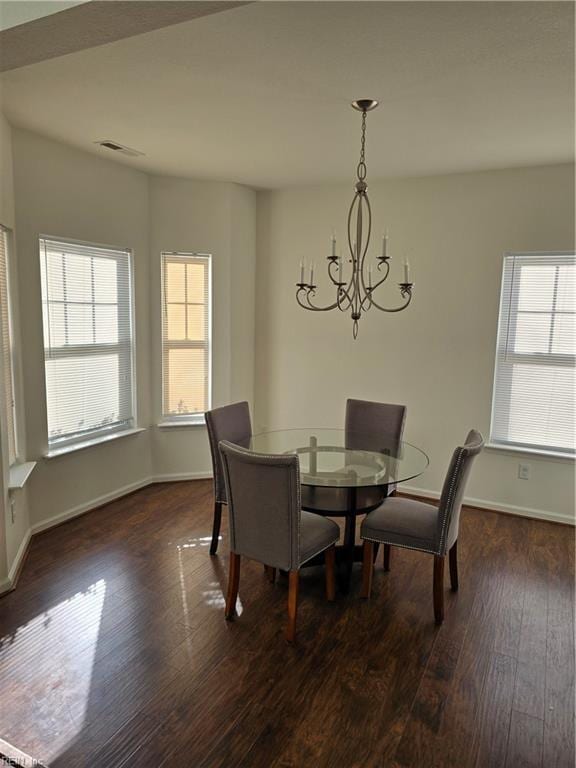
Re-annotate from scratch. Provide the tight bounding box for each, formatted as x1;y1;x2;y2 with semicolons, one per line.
248;428;429;488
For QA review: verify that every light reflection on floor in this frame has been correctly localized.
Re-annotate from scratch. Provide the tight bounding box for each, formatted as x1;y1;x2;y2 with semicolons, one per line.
176;536;213;549
0;579;107;763
176;538;243;632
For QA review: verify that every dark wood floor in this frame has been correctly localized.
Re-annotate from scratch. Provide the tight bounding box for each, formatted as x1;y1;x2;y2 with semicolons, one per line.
0;480;573;768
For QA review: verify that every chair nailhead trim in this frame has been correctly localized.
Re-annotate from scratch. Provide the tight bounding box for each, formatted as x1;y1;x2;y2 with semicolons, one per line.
360;534;439;556
437;447;466;555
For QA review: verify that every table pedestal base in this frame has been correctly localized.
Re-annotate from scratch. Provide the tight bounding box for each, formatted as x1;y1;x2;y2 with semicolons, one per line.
299;485;387;592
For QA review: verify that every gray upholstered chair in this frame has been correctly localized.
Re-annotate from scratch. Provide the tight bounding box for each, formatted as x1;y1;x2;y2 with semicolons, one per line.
205;402;252;555
360;430;484;624
219;440;340;643
346;398;407;570
345;398;406;454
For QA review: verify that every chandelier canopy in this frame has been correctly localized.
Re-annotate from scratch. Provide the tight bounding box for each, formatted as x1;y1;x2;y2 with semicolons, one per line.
296;99;414;338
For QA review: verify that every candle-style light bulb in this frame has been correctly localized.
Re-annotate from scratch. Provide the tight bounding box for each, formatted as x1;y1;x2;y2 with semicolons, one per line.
403;260;410;284
382;232;388;258
299;260;305;283
331;230;337;257
310;262;315;285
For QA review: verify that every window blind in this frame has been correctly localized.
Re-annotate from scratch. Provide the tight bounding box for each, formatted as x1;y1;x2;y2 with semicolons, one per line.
490;252;575;456
40;237;135;450
0;226;17;464
161;252;211;420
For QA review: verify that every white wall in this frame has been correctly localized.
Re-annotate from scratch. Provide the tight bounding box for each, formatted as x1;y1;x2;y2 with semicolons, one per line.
0;127;256;585
255;164;575;523
12;128;154;530
0;113;18;587
148;175;256;478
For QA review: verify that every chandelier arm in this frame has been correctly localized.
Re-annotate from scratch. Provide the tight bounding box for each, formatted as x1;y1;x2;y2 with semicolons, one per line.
360;290;373;312
326;257;354;309
296;287;312;310
346;197;362;319
337;285;353;311
361;261;391;311
346;194;358;266
299;287;339;312
327;259;344;288
368;288;413;313
367;260;391;294
358;194;373;310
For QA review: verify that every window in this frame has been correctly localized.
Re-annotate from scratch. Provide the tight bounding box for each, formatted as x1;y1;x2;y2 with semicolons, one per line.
161;252;211;422
40;237;135;452
0;225;17;465
490;252;575;456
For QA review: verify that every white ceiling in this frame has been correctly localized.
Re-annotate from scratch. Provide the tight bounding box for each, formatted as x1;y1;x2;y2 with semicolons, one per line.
0;1;573;188
0;1;89;31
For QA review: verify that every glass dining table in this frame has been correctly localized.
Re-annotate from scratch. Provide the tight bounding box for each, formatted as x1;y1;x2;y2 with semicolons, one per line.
248;428;429;590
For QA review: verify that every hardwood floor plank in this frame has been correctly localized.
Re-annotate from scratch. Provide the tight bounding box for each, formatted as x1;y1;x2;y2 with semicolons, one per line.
543;530;575;768
505;710;544;768
513;541;549;720
472;652;517;768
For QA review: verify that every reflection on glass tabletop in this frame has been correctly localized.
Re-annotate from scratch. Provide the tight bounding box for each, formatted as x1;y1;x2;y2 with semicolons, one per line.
247;428;429;488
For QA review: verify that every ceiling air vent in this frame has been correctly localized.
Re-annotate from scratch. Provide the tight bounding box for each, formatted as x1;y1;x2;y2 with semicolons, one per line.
95;139;144;157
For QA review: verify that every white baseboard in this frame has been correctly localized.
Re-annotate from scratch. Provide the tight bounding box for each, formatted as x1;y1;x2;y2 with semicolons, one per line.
0;528;32;595
150;471;212;483
8;528;31;581
401;485;575;526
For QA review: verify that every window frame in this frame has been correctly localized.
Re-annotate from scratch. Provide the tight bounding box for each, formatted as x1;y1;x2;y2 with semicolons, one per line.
488;250;575;459
160;251;212;425
39;235;137;453
0;225;18;466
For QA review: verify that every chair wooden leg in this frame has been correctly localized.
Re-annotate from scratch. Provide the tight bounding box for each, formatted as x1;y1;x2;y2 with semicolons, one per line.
433;555;445;625
383;544;391;572
225;552;241;620
325;546;336;602
361;541;374;598
449;541;458;592
286;570;299;643
264;565;276;584
210;501;223;555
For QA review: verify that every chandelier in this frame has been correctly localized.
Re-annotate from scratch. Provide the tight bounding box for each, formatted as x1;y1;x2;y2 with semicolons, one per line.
296;99;414;338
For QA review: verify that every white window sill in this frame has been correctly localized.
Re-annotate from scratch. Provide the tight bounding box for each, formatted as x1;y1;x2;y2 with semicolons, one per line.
9;461;37;490
45;427;146;458
485;442;575;462
157;417;206;428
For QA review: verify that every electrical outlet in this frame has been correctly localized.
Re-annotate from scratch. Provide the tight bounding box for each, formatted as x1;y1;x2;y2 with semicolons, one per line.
518;463;531;480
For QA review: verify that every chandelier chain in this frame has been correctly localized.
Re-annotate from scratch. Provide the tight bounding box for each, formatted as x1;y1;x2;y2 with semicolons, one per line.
360;110;366;165
357;110;367;181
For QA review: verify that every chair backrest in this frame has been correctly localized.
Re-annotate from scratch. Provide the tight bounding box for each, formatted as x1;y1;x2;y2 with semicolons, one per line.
219;441;301;571
345;398;407;454
205;402;252;504
436;430;484;554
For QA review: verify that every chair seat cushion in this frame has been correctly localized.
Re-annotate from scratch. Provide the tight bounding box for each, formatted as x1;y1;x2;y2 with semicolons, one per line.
300;511;340;565
361;497;439;554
